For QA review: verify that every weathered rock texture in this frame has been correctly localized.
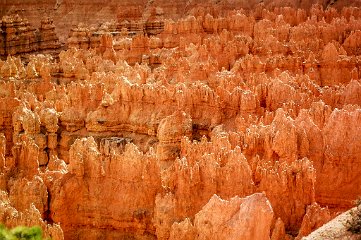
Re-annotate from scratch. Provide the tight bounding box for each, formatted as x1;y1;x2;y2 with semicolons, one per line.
0;15;60;57
0;2;361;240
304;205;361;240
1;0;361;43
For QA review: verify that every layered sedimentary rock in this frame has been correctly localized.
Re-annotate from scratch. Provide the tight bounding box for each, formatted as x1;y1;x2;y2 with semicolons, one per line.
0;15;60;57
0;2;360;240
2;0;361;44
49;137;162;239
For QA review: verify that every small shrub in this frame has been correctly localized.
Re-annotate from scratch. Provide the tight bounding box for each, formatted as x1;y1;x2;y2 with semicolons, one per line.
0;225;44;240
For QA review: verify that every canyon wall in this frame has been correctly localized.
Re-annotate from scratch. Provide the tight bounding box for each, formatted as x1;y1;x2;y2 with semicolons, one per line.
0;15;60;57
1;0;361;43
0;2;360;240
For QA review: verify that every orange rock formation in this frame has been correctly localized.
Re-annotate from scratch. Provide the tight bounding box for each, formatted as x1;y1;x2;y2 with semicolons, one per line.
0;2;361;240
0;15;60;57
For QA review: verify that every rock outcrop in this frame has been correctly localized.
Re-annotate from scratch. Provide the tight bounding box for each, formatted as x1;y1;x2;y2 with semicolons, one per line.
0;2;360;240
0;15;60;57
169;193;274;240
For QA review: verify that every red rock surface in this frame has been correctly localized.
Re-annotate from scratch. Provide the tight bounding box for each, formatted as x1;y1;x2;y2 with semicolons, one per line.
0;15;60;57
0;2;361;240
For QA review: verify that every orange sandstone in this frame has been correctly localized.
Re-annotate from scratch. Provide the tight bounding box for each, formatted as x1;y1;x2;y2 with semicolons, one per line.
0;2;360;240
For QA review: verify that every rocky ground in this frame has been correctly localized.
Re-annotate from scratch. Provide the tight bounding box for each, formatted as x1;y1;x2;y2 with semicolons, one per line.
0;1;361;240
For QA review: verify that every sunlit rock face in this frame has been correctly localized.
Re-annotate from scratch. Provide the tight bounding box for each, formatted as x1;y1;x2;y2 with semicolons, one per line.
0;1;361;240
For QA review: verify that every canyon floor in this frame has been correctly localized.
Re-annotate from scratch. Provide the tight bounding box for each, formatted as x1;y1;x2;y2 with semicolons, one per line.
0;1;361;240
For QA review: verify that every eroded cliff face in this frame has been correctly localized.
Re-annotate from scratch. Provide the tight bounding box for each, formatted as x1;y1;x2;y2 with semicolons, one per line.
1;0;361;43
0;15;60;57
0;2;360;240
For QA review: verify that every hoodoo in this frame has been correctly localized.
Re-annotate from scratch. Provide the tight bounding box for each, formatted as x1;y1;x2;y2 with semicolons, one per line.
0;1;361;239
